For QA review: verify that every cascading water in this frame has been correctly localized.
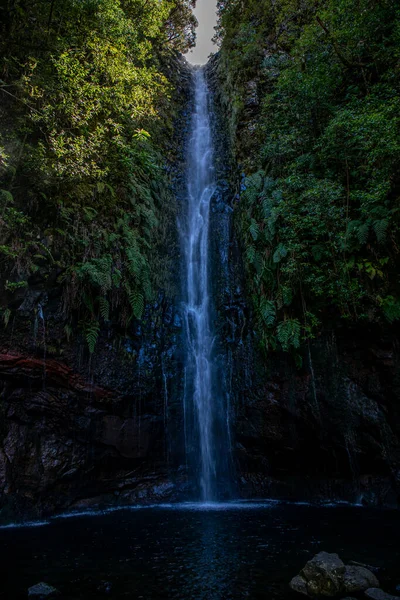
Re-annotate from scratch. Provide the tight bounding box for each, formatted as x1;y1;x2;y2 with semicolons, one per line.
182;68;231;502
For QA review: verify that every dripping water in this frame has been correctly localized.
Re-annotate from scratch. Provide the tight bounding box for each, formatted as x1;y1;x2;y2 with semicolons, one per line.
161;355;169;463
37;303;47;388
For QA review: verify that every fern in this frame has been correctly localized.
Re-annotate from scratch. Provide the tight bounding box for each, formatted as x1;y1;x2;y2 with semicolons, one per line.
127;286;144;320
373;219;388;244
259;299;276;326
277;285;293;309
76;255;112;293
112;268;122;287
142;276;153;301
357;222;370;245
277;318;301;351
3;308;11;328
242;170;264;205
98;297;110;321
82;206;98;221
85;320;100;354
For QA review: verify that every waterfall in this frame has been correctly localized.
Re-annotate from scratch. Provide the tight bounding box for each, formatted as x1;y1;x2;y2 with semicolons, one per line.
182;68;230;501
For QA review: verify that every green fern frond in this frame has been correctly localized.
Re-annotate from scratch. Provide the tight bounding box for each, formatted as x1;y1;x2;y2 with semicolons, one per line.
127;286;144;320
277;318;301;351
242;170;265;205
3;308;11;328
85;320;100;354
373;219;388;244
98;297;110;321
357;222;370;245
259;299;276;326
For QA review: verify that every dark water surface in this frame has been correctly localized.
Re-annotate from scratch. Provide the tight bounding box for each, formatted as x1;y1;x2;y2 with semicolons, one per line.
0;502;399;599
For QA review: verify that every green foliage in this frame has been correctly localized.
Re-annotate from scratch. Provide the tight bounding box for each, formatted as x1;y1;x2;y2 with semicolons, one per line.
277;319;301;352
85;321;100;355
217;0;400;353
2;308;11;328
0;0;194;352
380;296;400;324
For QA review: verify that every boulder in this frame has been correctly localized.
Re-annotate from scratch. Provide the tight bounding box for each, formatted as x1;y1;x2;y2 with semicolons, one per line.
28;583;59;598
290;575;309;597
303;552;345;597
290;552;346;597
365;589;400;600
348;561;380;574
344;566;380;593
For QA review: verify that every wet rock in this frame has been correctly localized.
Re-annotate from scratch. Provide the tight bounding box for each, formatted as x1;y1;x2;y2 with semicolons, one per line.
365;589;400;600
28;582;59;598
290;575;309;596
18;290;42;314
290;552;346;597
348;561;380;574
303;552;345;597
344;566;380;593
244;80;259;107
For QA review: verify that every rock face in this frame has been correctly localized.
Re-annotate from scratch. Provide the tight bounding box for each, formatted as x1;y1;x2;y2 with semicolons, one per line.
290;553;380;598
0;327;186;517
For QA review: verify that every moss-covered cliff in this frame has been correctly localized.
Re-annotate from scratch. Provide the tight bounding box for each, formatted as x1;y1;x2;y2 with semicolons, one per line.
214;0;400;357
207;0;400;505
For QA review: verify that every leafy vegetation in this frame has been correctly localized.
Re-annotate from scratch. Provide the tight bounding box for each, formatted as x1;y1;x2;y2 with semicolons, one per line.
215;0;400;355
0;0;196;351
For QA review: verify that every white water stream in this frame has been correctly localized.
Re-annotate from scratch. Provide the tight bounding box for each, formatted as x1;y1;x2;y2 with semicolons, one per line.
182;69;218;500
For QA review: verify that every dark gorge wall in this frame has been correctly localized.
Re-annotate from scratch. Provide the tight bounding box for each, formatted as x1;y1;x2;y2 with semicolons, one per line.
206;55;400;508
0;298;186;519
0;57;193;520
235;327;400;506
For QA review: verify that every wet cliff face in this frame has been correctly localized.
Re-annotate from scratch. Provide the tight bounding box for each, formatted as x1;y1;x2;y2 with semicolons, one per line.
235;328;400;506
0;293;189;519
0;58;193;520
206;55;400;508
